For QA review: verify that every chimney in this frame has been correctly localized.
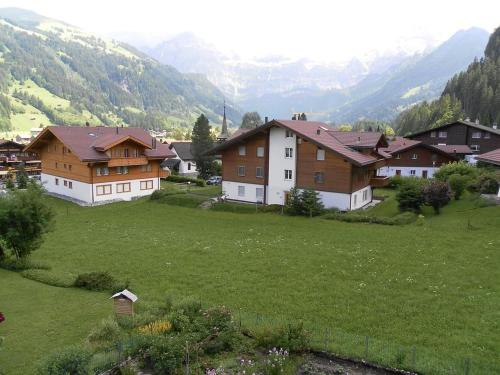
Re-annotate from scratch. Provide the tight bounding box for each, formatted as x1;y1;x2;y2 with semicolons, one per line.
116;127;119;134
152;137;156;149
475;118;480;125
317;128;321;135
265;116;268;123
85;121;90;127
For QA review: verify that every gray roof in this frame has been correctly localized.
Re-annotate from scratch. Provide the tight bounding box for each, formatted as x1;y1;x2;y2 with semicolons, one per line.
111;289;138;302
408;120;500;138
169;142;194;161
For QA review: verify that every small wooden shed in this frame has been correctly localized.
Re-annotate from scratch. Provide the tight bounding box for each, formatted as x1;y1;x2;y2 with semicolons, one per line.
110;289;138;316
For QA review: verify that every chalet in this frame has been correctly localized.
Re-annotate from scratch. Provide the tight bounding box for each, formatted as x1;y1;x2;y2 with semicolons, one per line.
165;141;198;177
408;119;500;157
0;139;41;181
211;119;390;211
377;137;458;178
24;126;174;205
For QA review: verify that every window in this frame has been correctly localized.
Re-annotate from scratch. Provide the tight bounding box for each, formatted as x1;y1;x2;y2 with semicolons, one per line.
63;180;67;187
96;167;109;176
256;146;265;157
395;170;401;176
484;132;491;139
55;178;59;186
238;185;245;197
471;144;480;152
256;166;264;178
68;181;73;189
68;165;72;171
140;180;154;190
96;184;112;195
238;145;246;156
410;170;416;176
395;154;401;159
411;153;418;160
316;148;325;161
430;131;436;138
353;194;357;205
438;131;447;138
314;172;325;184
116;166;129;175
363;190;368;201
187;162;191;171
472;131;482;139
116;182;131;193
141;163;152;172
238;166;246;176
285;130;293;138
55;161;58;168
63;163;67;169
256;187;264;200
124;148;129;157
284;169;292;180
285;147;293;158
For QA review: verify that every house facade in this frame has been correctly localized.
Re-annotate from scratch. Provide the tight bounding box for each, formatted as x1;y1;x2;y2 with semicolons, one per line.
25;126;174;205
0;139;41;181
377;137;458;178
212;120;390;211
408;120;500;156
166;141;198;177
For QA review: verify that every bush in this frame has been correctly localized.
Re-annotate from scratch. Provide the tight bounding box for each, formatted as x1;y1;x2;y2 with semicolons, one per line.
467;171;500;194
252;322;310;353
89;351;120;374
151;193;206;208
396;179;425;213
21;269;74;288
87;317;121;345
322;211;416;225
176;297;202;319
211;202;282;214
285;188;324;217
448;173;468;200
0;257;50;271
423;180;451;214
388;175;405;189
150;189;186;200
434;161;478;181
166;175;206;187
37;346;92;375
198;306;242;354
74;271;128;293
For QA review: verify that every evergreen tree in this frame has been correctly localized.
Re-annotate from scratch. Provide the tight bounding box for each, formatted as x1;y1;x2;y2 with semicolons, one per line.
191;114;215;179
240;112;263;129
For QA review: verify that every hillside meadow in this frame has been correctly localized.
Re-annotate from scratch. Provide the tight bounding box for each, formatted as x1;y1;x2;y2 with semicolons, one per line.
0;192;499;374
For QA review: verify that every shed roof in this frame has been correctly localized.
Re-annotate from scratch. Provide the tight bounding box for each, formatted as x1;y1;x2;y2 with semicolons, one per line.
476;148;500;166
111;289;138;302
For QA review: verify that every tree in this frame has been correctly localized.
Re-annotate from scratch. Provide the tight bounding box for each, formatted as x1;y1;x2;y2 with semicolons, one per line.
0;182;54;259
338;124;353;132
299;113;307;121
423;180;451;214
16;166;28;189
191;114;215;179
433;161;478;182
240;112;263;129
5;175;14;190
396;179;425;212
448;173;468;200
285;188;324;217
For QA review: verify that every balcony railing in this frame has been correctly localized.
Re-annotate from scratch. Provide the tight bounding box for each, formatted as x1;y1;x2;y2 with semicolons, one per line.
107;156;149;167
370;176;390;188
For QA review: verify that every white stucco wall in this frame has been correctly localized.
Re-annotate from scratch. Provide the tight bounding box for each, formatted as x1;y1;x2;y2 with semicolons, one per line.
267;127;296;205
222;181;265;203
377;166;437;178
178;160;197;175
316;190;351;210
350;186;372;210
42;173;160;204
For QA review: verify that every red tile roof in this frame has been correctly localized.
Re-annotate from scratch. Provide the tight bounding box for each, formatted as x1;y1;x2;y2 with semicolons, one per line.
476;148;500;166
380;137;421;153
431;144;473;154
328;131;385;148
25;126;175;161
211;120;385;166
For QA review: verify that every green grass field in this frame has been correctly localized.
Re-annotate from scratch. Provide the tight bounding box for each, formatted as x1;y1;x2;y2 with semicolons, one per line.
0;190;499;374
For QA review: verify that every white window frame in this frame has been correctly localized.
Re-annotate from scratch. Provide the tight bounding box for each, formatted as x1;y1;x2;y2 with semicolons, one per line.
430;131;436;138
256;166;264;178
484;132;491;139
256;146;265;157
285;130;293;138
256;187;264;200
316;148;325;161
395;154;401;159
284;169;293;181
238;145;246;156
410;170;416;176
237;165;246;176
116;182;131;193
470;144;480;152
471;131;482;139
140;180;154;190
285;147;293;158
411;153;418;160
238;185;245;197
96;184;112;196
438;131;447;138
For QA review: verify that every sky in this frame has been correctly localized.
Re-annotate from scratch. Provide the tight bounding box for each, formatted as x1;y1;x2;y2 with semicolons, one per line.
0;0;499;62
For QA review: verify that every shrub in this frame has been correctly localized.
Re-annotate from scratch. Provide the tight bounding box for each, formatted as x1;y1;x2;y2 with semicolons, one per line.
423;180;451;214
253;322;310;353
285;188;324;217
176;297;202;319
448;173;468;200
87;317;121;345
89;350;120;373
74;271;128;293
21;269;74;288
166;175;206;187
322;211;416;225
434;161;478;181
0;257;50;271
150;189;186;200
396;179;425;212
145;335;185;374
467;171;500;194
199;306;242;354
37;346;92;375
388;175;405;189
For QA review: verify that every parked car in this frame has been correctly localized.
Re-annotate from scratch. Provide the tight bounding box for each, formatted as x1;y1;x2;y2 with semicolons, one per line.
206;176;222;185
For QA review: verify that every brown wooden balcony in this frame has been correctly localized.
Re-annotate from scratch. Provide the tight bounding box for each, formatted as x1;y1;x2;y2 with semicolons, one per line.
107;157;149;167
370;176;390;188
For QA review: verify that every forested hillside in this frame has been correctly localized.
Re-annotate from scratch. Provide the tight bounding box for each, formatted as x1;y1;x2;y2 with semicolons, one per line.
395;26;500;135
0;8;241;134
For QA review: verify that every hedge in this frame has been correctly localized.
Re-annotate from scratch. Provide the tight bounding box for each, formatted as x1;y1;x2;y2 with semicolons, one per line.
165;175;206;187
322;211;417;225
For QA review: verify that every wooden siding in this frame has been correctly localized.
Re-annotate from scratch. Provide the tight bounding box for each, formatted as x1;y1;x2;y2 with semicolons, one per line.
387;145;455;168
221;132;267;184
295;140;354;193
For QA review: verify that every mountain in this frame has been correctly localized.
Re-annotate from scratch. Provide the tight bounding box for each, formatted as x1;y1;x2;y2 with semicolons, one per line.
0;8;241;136
141;29;488;123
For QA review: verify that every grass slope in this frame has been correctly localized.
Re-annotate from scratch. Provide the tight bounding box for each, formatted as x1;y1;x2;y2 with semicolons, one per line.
1;193;499;374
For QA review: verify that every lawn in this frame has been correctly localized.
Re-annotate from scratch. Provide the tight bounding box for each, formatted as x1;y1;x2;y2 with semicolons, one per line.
1;192;499;374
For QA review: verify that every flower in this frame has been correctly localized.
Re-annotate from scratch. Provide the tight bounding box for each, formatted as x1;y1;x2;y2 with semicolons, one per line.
0;312;4;324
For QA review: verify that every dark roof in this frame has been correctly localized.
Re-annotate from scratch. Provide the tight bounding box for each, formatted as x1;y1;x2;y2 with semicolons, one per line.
25;126;175;161
161;158;181;169
431;144;473;154
408;120;500;138
169;141;194;160
210;120;386;166
476;148;500;166
380;137;460;160
0;139;24;149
